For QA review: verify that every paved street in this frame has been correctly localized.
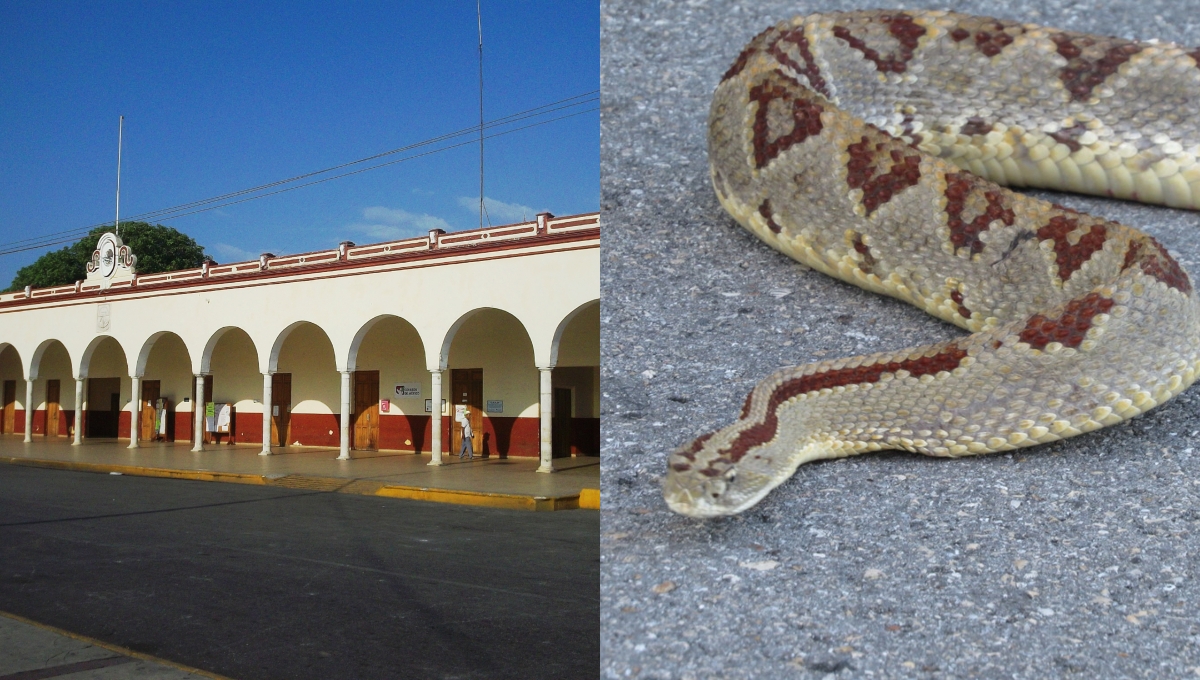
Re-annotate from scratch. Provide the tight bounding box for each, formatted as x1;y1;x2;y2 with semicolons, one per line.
0;464;598;679
601;0;1200;677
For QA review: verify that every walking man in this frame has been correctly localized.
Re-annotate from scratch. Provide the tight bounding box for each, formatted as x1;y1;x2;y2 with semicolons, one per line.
458;408;474;460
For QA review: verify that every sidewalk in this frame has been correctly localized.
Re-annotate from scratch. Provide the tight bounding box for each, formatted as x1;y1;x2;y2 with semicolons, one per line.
0;610;227;679
0;435;600;511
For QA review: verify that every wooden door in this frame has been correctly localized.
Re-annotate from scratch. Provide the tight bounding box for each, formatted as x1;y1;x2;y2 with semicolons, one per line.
352;370;379;451
141;380;161;441
2;380;14;434
450;368;483;455
552;387;573;458
270;373;291;447
45;380;60;437
202;375;214;443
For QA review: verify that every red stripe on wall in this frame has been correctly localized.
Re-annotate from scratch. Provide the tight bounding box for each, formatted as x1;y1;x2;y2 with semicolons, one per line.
287;413;342;447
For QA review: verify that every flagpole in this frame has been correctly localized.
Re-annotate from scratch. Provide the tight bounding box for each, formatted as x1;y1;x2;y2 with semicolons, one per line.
115;115;124;237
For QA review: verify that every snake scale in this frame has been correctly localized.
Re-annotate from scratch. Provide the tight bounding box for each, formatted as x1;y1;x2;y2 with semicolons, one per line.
663;10;1200;518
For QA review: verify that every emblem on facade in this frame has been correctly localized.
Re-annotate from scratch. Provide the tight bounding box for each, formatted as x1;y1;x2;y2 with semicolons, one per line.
85;232;137;290
96;304;111;333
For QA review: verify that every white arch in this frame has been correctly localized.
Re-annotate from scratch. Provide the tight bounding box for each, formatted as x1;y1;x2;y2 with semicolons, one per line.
0;342;26;381
268;320;334;373
200;326;259;375
134;331;194;377
28;339;73;380
77;335;127;379
434;307;536;372
346;314;426;371
546;298;600;369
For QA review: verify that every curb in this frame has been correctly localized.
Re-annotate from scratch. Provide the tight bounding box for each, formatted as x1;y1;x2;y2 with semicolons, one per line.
0;456;598;511
0;609;234;680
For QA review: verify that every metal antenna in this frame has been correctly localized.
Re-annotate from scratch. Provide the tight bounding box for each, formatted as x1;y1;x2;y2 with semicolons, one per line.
115;115;124;236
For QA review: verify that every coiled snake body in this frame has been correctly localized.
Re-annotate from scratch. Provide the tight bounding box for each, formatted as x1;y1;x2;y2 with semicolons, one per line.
663;10;1200;517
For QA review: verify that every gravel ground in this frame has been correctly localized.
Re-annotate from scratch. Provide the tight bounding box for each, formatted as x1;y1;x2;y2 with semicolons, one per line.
600;1;1200;678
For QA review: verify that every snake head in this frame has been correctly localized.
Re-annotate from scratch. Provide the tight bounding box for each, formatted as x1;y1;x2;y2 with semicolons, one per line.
662;426;783;518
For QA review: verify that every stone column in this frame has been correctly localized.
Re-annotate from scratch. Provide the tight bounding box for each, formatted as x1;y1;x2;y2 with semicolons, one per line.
537;367;554;473
128;375;141;449
338;370;351;460
192;374;205;452
260;373;273;456
23;378;33;443
428;370;444;466
72;378;84;445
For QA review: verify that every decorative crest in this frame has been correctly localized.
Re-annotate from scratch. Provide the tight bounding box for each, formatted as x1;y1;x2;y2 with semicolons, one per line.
85;232;137;290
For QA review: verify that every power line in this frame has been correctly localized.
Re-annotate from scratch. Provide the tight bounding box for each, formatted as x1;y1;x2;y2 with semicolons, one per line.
0;102;598;258
0;91;598;257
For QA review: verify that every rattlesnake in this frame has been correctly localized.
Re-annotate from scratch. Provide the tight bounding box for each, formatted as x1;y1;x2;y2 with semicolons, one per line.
663;10;1200;518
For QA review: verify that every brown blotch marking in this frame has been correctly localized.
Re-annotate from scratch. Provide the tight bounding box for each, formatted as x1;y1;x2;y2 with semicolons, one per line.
1037;215;1107;281
1049;32;1142;101
950;27;970;42
750;73;825;169
1018;293;1114;351
769;27;832;98
851;232;876;273
720;344;969;463
960;117;993;137
739;391;755;418
1125;236;1193;293
1049;123;1086;152
991;339;1003;349
676;431;715;461
671;463;692;472
758;199;782;234
1189;47;1200;70
949;17;1023;57
721;25;777;82
949;289;971;319
831;13;926;74
846;135;923;214
944;172;1015;256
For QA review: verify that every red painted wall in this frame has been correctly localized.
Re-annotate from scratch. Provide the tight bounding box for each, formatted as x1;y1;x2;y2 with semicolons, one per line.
31;409;44;434
118;411;130;439
175;412;192;443
287;413;341;447
28;410;72;437
373;414;543;457
12;409;24;434
234;410;263;444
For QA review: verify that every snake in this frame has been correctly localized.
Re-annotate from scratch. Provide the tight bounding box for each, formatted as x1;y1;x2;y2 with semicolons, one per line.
662;10;1200;518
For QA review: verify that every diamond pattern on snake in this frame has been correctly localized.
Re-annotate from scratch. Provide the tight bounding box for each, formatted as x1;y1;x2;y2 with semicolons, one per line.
663;10;1200;518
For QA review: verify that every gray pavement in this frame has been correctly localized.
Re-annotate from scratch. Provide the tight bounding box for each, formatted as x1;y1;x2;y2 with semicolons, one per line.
0;612;217;679
0;464;599;680
600;1;1200;678
0;435;598;499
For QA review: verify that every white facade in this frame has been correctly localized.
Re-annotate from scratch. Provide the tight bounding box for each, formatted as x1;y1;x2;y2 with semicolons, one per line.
0;212;599;472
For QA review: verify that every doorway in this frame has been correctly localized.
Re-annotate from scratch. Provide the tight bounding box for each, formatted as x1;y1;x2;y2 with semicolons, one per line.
45;379;60;437
450;368;483;456
141;380;161;442
87;377;122;438
270;373;291;447
2;380;14;434
552;387;572;458
352;370;379;451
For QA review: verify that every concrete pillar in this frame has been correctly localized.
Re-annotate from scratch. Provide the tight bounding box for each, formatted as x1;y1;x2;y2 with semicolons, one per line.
537;367;554;473
338;370;351;460
72;378;84;445
260;373;273;456
192;374;205;452
23;378;33;443
428;370;444;466
128;375;140;449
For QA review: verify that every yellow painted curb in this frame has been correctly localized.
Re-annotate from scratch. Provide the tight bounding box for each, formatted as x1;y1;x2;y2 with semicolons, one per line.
1;457;267;486
376;484;580;511
0;609;234;680
580;488;601;509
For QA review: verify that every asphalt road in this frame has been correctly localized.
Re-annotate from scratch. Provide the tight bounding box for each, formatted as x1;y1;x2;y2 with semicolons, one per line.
600;1;1200;678
0;465;599;680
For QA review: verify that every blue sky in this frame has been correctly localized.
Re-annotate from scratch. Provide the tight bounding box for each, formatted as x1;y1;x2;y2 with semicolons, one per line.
0;1;598;285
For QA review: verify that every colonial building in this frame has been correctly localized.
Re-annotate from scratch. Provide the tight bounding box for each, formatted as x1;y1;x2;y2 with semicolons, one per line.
0;212;599;472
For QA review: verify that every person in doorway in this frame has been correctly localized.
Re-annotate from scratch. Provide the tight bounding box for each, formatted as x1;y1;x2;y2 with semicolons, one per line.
458;408;474;460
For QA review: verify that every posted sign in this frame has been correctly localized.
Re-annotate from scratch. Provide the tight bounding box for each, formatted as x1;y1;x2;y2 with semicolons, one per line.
395;383;421;398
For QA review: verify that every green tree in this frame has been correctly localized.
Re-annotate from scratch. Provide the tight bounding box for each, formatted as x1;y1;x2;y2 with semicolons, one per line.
6;222;210;292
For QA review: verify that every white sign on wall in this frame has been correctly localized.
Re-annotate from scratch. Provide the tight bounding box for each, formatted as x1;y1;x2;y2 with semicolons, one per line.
395;383;421;397
486;400;504;413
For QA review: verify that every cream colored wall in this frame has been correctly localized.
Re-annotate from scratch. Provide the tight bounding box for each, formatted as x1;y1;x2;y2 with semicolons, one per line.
210;328;263;414
353;316;427;416
84;337;128;411
34;342;76;411
556;302;600;367
278;323;338;415
0;346;25;409
449;309;537;418
143;333;194;408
